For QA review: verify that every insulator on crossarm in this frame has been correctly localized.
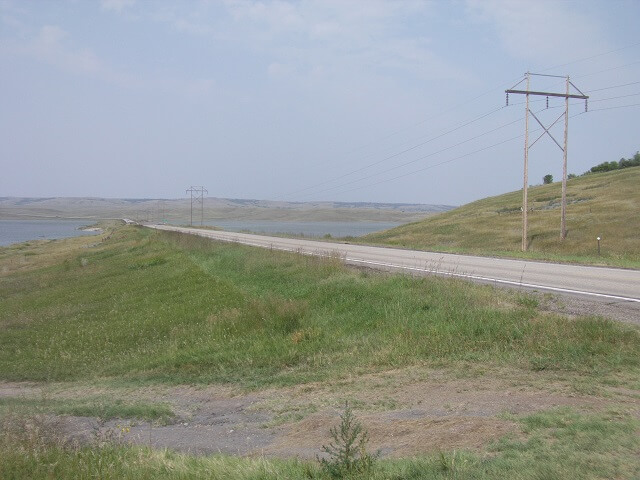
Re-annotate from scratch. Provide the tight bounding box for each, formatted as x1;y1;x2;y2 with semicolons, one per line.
506;92;509;106
585;99;588;112
546;96;549;109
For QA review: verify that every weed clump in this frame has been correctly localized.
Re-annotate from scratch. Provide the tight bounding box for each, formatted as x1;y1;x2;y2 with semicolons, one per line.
319;402;377;478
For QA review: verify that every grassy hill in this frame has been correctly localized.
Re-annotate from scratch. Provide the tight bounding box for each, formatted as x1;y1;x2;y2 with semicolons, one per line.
0;197;451;224
364;168;640;267
1;224;639;478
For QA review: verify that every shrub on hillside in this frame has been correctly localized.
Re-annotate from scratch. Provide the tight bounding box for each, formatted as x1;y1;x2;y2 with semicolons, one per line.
588;151;640;174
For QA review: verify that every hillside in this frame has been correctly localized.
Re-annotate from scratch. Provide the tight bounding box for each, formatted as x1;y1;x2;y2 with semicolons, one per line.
364;168;640;266
0;197;452;223
1;223;639;477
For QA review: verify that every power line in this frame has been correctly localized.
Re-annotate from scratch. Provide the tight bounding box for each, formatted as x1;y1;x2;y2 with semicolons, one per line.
590;92;640;103
586;80;640;93
282;106;507;199
587;102;640;112
278;45;640;201
315;106;586;201
550;92;640;110
295;83;625;202
314;134;525;200
292;115;523;200
281;78;524;185
186;186;207;226
322;76;525;163
575;60;640;79
273;44;640;204
293;89;634;203
538;41;640;73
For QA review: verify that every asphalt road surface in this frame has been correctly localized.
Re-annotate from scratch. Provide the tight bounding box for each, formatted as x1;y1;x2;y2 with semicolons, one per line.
147;225;640;307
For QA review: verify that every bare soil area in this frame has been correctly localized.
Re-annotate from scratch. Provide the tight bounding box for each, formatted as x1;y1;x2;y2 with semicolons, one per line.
2;366;637;459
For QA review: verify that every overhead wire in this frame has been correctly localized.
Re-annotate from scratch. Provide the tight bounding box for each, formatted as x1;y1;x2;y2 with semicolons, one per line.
587;102;640;112
292;115;524;200
335;83;516;157
329;99;640;200
574;60;640;79
590;92;640;103
291;83;637;200
313;106;582;200
586;80;640;92
312;134;525;199
283;106;508;198
275;42;640;202
279;76;526;187
298;115;531;200
537;41;640;73
301;88;639;200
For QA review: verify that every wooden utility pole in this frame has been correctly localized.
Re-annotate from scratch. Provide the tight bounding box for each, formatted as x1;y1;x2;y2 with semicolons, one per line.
561;76;570;240
523;74;530;252
506;73;588;251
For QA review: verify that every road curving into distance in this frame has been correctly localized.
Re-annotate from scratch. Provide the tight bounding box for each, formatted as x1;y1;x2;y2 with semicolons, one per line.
147;224;640;304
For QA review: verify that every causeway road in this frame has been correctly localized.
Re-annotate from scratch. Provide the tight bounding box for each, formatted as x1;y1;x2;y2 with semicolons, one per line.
148;225;640;304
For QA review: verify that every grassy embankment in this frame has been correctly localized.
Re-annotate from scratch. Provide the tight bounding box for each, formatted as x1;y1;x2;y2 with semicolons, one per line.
2;408;638;479
364;168;640;268
1;225;638;478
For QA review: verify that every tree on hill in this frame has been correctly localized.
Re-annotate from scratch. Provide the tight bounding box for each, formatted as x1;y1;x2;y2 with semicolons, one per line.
543;174;553;184
619;151;640;168
589;151;640;173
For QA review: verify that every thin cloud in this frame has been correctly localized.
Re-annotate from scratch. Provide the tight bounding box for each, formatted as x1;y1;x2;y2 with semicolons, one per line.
465;0;610;65
221;0;464;82
1;22;218;99
16;25;140;87
100;0;136;13
150;6;215;37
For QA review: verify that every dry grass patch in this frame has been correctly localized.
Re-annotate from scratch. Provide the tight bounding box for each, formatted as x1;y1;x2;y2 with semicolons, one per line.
364;168;640;267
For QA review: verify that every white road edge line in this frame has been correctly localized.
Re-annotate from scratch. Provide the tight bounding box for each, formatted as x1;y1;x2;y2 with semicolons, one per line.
343;257;640;304
151;226;640;304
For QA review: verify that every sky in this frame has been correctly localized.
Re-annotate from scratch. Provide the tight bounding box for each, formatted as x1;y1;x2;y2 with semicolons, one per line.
1;0;639;206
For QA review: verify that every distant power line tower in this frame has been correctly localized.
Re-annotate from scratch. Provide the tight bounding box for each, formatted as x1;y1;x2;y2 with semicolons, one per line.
506;72;588;252
186;186;208;226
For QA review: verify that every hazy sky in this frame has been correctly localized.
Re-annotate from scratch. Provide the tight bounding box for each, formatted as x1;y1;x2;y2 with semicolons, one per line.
1;0;639;206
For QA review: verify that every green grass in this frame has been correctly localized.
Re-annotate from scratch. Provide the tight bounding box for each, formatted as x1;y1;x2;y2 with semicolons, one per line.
1;225;638;388
1;408;637;479
363;168;640;268
1;224;638;478
0;397;174;423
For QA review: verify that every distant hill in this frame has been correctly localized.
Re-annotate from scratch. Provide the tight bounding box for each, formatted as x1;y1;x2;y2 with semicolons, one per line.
0;197;454;224
363;168;640;264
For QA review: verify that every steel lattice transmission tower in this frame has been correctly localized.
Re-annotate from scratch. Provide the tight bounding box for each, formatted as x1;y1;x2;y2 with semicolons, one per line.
186;186;208;226
506;72;588;252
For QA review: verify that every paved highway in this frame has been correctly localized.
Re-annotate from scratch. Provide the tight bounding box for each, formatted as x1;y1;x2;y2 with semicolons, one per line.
148;224;640;304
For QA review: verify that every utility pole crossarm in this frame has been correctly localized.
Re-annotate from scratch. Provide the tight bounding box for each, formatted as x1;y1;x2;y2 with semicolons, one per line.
505;89;588;100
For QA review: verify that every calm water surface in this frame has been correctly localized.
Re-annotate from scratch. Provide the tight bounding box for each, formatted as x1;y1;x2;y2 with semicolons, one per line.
1;219;399;247
0;219;101;246
203;220;401;238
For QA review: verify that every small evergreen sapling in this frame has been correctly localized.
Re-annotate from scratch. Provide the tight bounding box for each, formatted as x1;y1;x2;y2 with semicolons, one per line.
319;402;377;478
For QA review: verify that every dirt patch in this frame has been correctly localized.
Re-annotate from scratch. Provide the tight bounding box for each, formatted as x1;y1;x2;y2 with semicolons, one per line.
2;365;637;459
267;412;517;458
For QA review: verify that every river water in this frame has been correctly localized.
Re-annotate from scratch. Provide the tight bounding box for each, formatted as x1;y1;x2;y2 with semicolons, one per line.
0;219;101;247
0;219;400;247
